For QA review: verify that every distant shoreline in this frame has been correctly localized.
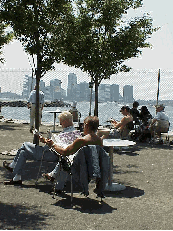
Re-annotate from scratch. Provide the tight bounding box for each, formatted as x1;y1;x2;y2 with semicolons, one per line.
0;116;53;126
0;100;71;107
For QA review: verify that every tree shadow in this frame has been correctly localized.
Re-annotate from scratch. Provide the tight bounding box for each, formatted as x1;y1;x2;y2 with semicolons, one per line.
113;168;139;175
0;124;16;131
0;202;51;230
137;142;173;150
115;149;139;156
112;163;140;175
0;160;57;182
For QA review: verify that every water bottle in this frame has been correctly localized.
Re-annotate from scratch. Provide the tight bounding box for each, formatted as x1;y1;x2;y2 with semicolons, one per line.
47;129;52;139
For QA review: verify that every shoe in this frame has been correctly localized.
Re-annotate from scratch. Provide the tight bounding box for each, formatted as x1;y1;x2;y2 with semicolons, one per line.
55;189;62;194
158;140;163;145
96;191;105;199
3;161;13;173
30;128;33;133
42;173;55;182
4;179;22;185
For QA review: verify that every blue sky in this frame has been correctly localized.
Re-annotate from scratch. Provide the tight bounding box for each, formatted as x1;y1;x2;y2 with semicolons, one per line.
0;0;173;100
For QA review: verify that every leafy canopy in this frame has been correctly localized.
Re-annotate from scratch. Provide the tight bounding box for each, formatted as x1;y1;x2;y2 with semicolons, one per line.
62;0;157;83
0;0;74;76
0;22;13;63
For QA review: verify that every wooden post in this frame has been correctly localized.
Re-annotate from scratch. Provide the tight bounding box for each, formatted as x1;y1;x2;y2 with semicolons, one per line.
157;69;160;105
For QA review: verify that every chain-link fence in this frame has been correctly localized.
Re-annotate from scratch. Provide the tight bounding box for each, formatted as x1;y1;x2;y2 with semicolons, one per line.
0;68;173;126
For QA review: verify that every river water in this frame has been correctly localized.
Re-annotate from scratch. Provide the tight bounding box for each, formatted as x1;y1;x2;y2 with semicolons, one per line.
1;101;173;129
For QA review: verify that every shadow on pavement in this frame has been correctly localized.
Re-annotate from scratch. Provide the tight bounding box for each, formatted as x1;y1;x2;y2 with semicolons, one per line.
0;123;21;131
0;160;57;182
0;202;50;230
115;149;139;156
104;186;144;198
137;142;173;150
14;183;117;214
52;195;117;214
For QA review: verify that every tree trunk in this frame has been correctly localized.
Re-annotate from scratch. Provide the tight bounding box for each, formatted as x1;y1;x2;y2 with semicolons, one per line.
33;61;41;145
94;76;99;117
32;0;41;145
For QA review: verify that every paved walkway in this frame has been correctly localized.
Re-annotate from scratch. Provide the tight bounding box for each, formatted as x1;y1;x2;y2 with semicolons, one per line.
0;120;173;229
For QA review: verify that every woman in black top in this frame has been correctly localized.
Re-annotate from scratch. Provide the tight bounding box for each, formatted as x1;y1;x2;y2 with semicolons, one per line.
139;106;152;126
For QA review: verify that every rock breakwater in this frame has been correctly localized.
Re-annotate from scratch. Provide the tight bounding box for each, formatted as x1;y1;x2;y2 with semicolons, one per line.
0;100;71;107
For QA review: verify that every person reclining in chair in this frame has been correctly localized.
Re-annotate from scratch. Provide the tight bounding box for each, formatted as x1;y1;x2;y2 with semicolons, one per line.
108;106;133;139
150;104;170;141
41;115;104;193
3;111;81;185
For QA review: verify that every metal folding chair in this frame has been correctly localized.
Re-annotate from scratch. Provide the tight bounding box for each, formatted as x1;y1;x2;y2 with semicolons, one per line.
36;145;109;206
35;147;74;205
35;148;58;186
52;154;73;205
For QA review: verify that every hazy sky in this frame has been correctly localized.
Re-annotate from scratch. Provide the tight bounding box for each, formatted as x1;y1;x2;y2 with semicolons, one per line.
0;0;173;100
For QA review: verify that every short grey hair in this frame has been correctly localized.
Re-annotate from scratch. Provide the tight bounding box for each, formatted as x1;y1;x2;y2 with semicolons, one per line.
58;111;73;122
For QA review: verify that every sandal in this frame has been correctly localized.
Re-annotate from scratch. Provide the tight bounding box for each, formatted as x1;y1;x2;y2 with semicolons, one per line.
42;173;55;182
3;161;13;173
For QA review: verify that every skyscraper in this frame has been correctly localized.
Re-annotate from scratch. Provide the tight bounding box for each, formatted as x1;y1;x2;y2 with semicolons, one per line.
110;84;119;102
67;73;77;101
99;84;111;102
123;85;133;103
22;75;36;99
78;81;90;101
50;79;62;101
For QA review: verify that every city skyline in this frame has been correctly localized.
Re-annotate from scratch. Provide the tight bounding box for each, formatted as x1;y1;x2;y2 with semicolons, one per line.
0;0;173;101
0;68;172;101
0;73;135;103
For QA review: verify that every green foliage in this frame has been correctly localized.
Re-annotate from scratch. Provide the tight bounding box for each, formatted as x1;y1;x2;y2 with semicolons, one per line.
0;0;73;75
62;0;156;84
0;22;13;63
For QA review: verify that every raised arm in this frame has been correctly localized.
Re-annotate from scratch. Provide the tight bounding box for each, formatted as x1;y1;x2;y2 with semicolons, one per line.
46;138;87;156
113;117;125;129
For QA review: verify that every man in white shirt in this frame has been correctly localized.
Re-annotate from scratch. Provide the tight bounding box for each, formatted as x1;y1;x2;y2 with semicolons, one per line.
27;86;45;133
150;104;170;139
3;111;81;187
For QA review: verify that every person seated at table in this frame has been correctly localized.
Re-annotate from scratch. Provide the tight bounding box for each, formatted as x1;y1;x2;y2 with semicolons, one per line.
109;106;133;139
150;104;169;141
130;101;140;125
3;111;81;185
139;106;152;126
41;115;104;192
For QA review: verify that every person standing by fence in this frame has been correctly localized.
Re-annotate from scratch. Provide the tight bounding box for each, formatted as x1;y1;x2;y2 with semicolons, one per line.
27;86;44;133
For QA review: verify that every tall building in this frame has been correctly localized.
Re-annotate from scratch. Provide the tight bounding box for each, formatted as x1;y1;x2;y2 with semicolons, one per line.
44;86;52;101
99;84;111;102
22;75;46;100
60;88;66;100
123;85;133;103
110;84;119;102
50;79;62;101
67;73;77;101
40;80;45;92
77;81;90;101
22;75;36;99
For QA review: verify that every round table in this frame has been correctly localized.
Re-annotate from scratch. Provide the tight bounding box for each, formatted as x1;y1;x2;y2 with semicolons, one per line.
46;109;61;132
103;139;136;191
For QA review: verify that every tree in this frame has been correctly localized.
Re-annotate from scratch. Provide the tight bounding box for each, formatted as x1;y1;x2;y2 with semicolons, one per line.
0;0;74;144
0;22;13;63
62;0;157;116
